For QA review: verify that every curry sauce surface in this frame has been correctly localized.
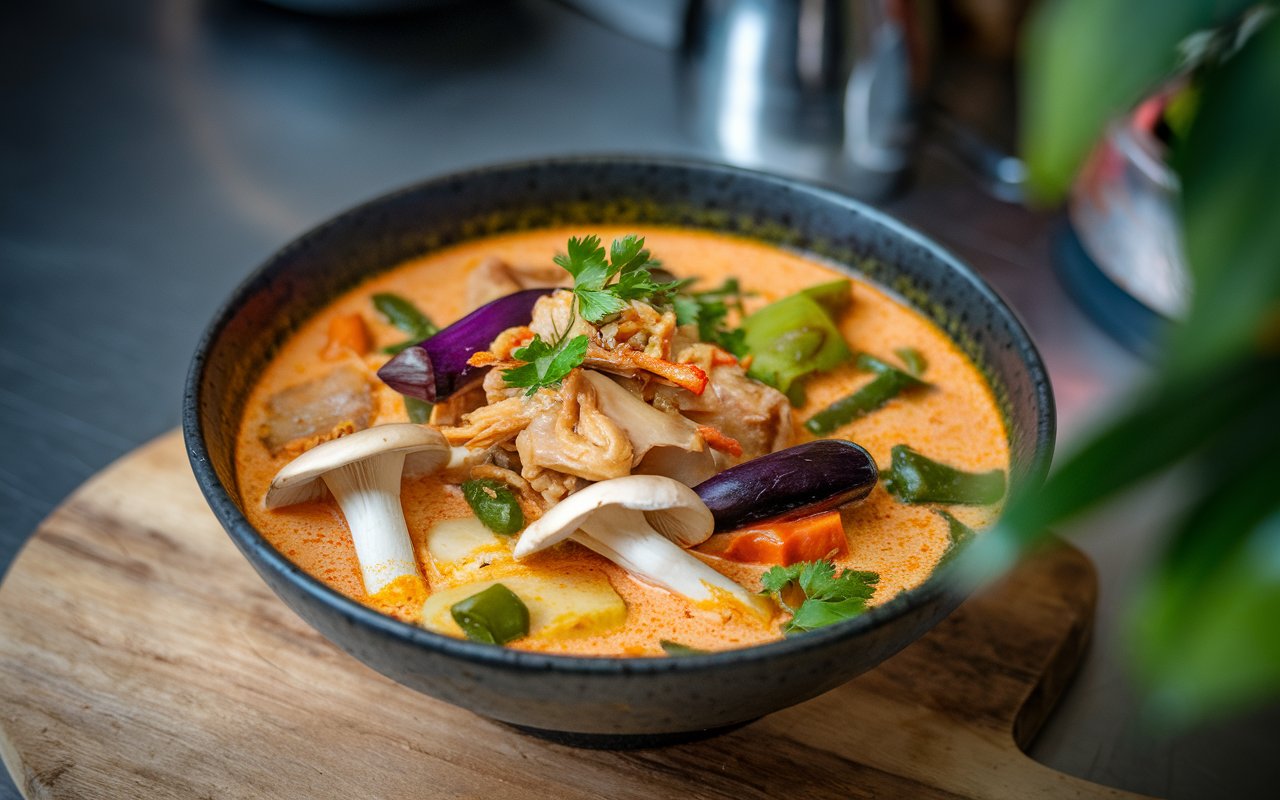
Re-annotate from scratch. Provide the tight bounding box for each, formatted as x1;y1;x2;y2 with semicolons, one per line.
235;227;1009;655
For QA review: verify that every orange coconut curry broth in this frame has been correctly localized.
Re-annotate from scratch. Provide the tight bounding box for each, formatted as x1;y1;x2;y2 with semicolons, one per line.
234;227;1009;657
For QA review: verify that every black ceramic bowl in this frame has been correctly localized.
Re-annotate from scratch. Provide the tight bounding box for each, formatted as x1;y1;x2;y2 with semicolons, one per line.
184;157;1054;746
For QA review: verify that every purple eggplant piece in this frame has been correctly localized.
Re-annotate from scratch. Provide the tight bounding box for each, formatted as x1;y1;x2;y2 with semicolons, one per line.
694;440;877;532
376;288;553;402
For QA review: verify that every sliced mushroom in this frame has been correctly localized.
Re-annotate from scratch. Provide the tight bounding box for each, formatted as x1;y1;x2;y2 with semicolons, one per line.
264;424;450;595
512;475;770;617
580;369;715;487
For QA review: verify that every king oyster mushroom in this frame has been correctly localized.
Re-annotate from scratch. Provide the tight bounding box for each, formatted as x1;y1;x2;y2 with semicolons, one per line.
264;424;451;595
512;475;771;616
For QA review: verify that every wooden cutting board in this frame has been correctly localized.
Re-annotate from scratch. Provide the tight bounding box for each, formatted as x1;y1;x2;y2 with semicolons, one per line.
0;431;1147;799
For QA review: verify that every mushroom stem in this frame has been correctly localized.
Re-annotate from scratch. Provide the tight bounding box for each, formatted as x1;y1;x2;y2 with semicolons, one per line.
321;452;420;595
576;508;766;614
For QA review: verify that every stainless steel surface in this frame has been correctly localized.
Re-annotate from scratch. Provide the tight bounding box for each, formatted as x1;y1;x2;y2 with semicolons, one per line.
1;1;1276;797
680;0;918;198
1070;95;1189;319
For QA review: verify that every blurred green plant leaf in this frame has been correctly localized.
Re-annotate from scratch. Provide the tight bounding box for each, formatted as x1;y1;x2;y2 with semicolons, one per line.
1020;0;1256;200
1168;14;1280;376
1009;4;1280;725
1130;417;1280;725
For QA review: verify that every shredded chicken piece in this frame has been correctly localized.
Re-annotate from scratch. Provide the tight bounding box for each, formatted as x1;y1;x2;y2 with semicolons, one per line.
528;290;595;343
428;379;486;427
439;393;554;449
489;325;535;360
516;370;633;485
598;301;677;359
481;363;524;404
656;362;791;466
469;463;545;522
523;465;587;505
466;258;570;310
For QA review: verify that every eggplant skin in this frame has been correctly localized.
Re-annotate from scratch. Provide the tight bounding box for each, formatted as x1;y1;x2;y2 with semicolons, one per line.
694;440;877;532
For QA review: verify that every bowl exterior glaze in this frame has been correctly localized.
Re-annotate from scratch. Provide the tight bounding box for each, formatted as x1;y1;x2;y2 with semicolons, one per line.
184;157;1054;737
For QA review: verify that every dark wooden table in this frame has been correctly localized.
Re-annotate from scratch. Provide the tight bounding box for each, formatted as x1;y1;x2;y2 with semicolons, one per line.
2;1;1275;797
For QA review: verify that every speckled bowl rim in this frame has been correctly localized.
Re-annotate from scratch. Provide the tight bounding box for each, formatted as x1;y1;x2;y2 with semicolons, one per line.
184;155;1055;677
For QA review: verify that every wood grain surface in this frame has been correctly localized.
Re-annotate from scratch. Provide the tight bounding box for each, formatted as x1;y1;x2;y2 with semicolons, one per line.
0;431;1148;799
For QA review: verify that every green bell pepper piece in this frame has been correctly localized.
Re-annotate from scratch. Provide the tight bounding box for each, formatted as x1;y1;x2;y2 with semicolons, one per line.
882;445;1006;505
450;583;530;645
461;479;525;536
743;293;852;399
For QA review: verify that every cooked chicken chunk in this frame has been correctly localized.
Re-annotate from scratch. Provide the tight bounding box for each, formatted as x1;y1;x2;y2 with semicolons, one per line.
658;360;792;466
466;257;570;310
258;366;373;456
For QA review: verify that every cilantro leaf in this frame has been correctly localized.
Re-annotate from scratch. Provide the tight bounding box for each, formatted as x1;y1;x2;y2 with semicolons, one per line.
760;559;879;635
553;234;681;322
674;279;749;357
609;234;655;274
502;334;589;395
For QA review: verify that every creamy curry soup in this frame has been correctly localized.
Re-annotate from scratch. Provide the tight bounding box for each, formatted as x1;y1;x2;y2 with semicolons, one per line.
235;228;1009;656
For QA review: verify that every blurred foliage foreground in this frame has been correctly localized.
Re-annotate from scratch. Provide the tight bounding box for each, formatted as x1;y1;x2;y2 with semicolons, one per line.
968;0;1280;727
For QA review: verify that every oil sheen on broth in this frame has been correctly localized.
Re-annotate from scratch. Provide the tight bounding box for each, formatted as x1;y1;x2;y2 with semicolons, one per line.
234;227;1009;656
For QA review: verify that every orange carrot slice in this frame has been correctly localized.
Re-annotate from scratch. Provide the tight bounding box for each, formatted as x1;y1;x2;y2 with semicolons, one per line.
697;425;743;457
696;510;848;566
322;313;372;359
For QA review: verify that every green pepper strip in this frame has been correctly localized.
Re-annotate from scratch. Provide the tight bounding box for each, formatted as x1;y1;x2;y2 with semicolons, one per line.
882;445;1006;505
462;478;525;536
935;510;977;568
804;353;928;435
404;397;433;424
894;347;927;376
659;640;709;657
373;292;439;354
450;584;530;645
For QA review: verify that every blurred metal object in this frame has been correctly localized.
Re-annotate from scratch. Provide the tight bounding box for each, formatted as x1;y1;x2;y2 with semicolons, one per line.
256;0;463;15
928;107;1026;204
1069;92;1189;321
680;0;922;199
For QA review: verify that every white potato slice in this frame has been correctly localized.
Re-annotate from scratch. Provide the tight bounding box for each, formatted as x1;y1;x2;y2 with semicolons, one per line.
424;517;515;588
420;573;626;641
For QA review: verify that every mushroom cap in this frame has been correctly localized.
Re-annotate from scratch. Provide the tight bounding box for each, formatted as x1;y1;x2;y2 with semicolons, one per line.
513;475;714;559
264;424;449;509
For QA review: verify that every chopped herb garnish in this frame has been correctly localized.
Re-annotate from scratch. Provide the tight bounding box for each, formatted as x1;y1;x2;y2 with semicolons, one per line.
372;292;439;354
502;333;590;395
760;559;879;635
659;640;709;657
674;278;749;357
881;444;1006;505
404;396;433;424
462;478;525;536
554;234;682;323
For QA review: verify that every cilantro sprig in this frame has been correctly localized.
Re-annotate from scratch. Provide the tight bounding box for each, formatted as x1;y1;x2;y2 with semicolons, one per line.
554;234;681;323
502;333;590;395
501;234;680;393
760;559;879;635
673;278;749;357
